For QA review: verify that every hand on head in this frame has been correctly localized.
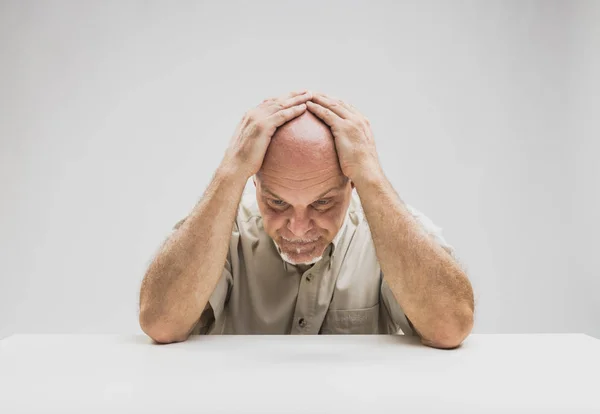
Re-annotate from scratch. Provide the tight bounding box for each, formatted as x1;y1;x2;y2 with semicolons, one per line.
221;90;313;179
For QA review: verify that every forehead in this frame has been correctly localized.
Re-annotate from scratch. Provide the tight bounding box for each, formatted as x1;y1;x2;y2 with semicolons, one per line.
257;168;346;203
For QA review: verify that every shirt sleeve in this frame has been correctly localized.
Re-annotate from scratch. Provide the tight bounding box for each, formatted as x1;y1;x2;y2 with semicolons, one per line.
380;277;414;335
170;216;235;335
379;204;455;335
191;264;233;334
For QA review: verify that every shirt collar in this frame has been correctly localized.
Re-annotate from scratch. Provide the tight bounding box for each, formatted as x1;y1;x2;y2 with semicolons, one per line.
329;208;350;259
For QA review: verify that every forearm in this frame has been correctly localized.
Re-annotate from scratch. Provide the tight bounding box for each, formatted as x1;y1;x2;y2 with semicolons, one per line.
139;163;247;342
353;169;474;348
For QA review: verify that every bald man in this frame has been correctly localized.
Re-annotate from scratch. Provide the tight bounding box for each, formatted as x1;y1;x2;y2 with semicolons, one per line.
139;90;474;349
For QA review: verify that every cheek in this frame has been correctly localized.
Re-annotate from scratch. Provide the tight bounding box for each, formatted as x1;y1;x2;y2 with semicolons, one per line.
261;210;287;234
312;207;344;233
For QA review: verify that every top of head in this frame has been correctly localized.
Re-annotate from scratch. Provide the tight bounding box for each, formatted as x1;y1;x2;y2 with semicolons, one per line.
258;111;341;179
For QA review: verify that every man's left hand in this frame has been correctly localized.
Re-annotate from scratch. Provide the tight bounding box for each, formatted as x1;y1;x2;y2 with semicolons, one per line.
306;92;383;183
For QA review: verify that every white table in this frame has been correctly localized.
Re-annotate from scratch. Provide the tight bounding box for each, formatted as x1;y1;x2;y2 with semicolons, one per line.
0;334;598;413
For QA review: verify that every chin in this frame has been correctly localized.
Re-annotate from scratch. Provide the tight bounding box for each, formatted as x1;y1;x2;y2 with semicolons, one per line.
275;241;327;265
280;251;324;266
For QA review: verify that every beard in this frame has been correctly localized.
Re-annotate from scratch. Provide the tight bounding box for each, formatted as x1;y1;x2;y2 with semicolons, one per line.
273;235;326;265
279;250;323;266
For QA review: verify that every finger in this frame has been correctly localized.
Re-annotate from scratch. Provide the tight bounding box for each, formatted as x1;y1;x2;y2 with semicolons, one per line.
310;93;352;119
315;92;365;121
340;100;360;115
288;89;309;97
260;89;308;106
277;89;309;102
263;91;311;116
268;103;307;127
315;92;360;113
280;90;312;109
305;101;341;127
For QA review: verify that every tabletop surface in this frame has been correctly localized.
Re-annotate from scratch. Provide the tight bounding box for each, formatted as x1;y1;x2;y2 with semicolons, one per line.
0;333;599;414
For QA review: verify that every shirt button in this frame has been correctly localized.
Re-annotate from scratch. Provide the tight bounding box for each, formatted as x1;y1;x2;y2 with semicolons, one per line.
306;273;313;282
298;318;307;328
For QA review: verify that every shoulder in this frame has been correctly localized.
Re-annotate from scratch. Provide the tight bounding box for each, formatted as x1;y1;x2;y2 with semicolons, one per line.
238;190;261;223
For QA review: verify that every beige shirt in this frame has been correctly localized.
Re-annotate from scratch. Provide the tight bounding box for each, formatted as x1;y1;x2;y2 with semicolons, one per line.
184;190;454;335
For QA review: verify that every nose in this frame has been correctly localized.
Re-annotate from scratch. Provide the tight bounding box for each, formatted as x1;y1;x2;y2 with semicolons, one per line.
287;209;313;237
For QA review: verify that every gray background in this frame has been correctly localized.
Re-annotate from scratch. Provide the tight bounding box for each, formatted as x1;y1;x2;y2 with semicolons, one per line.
1;0;598;339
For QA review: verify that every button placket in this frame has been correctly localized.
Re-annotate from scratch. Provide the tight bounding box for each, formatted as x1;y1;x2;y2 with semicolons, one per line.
291;249;335;334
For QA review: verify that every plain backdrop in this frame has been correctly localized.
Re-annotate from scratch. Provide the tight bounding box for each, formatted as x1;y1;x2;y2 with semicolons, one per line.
1;0;598;340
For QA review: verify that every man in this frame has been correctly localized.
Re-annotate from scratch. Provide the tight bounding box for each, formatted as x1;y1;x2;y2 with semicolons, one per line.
139;90;474;349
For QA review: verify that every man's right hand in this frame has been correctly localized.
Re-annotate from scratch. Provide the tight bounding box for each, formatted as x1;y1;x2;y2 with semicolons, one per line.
221;89;313;179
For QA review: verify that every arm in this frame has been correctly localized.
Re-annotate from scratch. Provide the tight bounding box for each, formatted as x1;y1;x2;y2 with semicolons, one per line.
353;169;474;349
306;93;474;349
139;166;247;344
139;90;313;343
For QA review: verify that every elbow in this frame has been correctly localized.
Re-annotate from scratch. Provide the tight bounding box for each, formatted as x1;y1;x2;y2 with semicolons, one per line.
139;310;190;344
421;306;474;349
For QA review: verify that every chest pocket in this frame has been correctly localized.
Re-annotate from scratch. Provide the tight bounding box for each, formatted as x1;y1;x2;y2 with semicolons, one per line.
319;303;380;334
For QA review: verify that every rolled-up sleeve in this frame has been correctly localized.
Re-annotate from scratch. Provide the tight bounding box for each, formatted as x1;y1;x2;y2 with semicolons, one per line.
191;265;232;334
380;277;414;335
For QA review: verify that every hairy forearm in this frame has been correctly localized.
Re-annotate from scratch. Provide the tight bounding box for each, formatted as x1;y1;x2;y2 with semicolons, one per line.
353;169;474;348
139;164;247;343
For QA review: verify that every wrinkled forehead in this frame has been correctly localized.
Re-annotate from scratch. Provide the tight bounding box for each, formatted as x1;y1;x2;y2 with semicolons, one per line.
257;166;346;202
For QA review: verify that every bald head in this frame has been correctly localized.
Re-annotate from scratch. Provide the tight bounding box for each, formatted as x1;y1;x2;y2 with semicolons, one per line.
258;112;342;187
254;111;353;266
270;110;334;152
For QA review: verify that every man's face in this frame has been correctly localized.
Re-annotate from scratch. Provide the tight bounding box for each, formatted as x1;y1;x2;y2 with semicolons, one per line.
255;173;353;265
255;111;353;265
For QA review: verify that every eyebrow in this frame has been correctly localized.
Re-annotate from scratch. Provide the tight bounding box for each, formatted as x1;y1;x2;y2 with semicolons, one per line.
262;185;343;203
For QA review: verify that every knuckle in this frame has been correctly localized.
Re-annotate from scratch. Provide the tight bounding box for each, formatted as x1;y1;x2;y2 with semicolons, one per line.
246;111;258;123
247;116;265;132
255;120;266;132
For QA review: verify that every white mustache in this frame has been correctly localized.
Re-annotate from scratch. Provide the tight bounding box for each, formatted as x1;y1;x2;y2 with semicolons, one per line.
281;236;320;243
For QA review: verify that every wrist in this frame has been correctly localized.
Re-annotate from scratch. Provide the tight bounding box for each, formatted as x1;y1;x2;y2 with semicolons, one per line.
349;161;386;189
216;158;252;186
